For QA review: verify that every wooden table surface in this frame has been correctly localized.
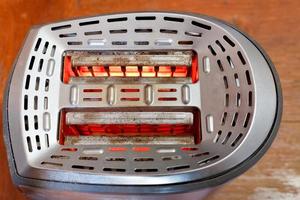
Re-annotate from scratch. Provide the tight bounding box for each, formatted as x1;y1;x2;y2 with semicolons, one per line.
0;0;299;199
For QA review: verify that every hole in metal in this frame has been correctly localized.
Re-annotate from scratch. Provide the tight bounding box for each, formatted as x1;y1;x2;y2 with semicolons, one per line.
223;35;235;47
79;20;99;26
84;31;102;36
107;17;127;22
231;133;243;147
167;165;190;171
26;136;32;152
237;51;246;65
164;16;184;22
214;131;222;143
160;29;177;34
208;45;216;56
28;56;35;70
136;16;156;20
216;40;225;52
34;38;42;51
191;21;211;30
51;24;71;31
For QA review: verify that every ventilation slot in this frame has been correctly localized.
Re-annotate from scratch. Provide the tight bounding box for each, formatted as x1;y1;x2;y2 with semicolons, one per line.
109;147;127;152
50;45;56;57
190;152;209;158
223;35;235;47
121;88;140;92
26;136;32;152
237;51;246;65
134;41;149;45
185;31;202;37
61;147;78;152
236;93;241;107
34;96;38;110
158;97;177;101
225;94;229;107
59;33;77;38
35;135;41;150
79;20;99;26
112;41;127;45
133;147;150;152
248;91;253;107
164;16;184;22
28;56;35;70
198;155;220;166
223;76;229;89
45;79;49;91
208;45;216;56
51;24;71;31
24;115;29;131
160;29;177;34
216;40;225;52
234;73;240;87
178;40;193;45
161;155;181;161
34;38;42;51
42;42;49;54
181;147;198;151
120;97;139;101
107;17;127;22
167;165;190;171
231;134;243;147
222;132;232;145
158;88;176;92
34;115;38;130
221;111;228;125
44;97;48;110
134;157;154;162
217;60;224;71
214;131;222;143
83;89;103;93
35;78;40;90
243;113;251;128
79;156;98;161
136;16;156;20
83;97;102;102
38;59;44;72
67;41;83;45
227;56;235;68
103;168;126;172
25;75;30;89
41;162;63;167
106;158;126;162
72;165;94;170
109;29;127;34
245;70;252;85
24;95;28;110
135;28;152;33
135;168;158;173
231;112;238;127
51;155;70;159
84;31;102;36
45;134;49;147
191;21;211;30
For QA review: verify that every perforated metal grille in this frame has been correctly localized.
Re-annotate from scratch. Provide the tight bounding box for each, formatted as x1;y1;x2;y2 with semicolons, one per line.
7;12;277;186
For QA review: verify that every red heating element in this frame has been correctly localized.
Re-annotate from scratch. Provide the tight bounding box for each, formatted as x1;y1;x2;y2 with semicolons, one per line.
63;51;198;83
59;110;201;145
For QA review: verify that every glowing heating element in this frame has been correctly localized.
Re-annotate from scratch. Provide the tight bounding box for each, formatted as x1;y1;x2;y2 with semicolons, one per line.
59;110;201;145
63;50;199;83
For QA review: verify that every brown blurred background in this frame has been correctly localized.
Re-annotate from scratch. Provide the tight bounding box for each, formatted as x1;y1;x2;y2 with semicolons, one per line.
0;0;299;199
